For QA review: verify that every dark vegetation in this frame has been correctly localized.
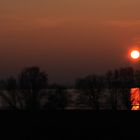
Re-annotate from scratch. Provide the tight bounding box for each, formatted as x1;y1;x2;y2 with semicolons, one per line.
0;66;138;110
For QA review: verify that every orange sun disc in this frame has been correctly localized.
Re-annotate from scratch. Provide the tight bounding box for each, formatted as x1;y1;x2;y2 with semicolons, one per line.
130;50;140;59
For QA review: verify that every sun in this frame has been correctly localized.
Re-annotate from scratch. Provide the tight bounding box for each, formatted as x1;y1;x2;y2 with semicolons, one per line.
130;50;140;59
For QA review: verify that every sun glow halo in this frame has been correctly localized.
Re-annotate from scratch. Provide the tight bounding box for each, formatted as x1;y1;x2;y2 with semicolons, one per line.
130;50;140;59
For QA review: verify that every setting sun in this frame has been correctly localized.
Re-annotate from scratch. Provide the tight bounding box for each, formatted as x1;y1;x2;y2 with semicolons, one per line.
130;50;140;59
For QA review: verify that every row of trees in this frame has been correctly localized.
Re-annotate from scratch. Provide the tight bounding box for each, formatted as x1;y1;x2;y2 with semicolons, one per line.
0;67;68;110
0;66;138;110
75;67;139;110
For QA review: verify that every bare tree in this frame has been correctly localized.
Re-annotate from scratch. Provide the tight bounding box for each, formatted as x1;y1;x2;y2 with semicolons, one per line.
0;77;23;110
106;67;134;110
119;67;134;110
43;84;68;110
18;66;48;110
0;66;48;110
75;74;105;110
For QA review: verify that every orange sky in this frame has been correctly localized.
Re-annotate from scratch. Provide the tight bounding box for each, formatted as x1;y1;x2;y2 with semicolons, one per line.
0;0;140;84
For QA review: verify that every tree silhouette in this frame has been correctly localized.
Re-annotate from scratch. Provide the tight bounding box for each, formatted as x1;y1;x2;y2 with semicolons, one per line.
119;67;134;110
135;70;140;88
0;66;48;110
0;77;20;109
106;70;118;110
0;66;135;110
18;66;48;110
75;74;105;110
43;84;68;109
106;67;134;110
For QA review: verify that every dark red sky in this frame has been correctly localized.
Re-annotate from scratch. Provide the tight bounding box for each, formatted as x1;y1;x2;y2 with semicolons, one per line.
0;0;140;84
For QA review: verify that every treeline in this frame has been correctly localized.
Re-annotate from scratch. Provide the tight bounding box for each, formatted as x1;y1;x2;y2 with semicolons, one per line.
0;66;139;110
75;67;138;110
0;67;68;110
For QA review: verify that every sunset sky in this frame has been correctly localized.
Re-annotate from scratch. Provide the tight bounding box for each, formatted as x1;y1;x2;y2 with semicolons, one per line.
1;0;140;84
